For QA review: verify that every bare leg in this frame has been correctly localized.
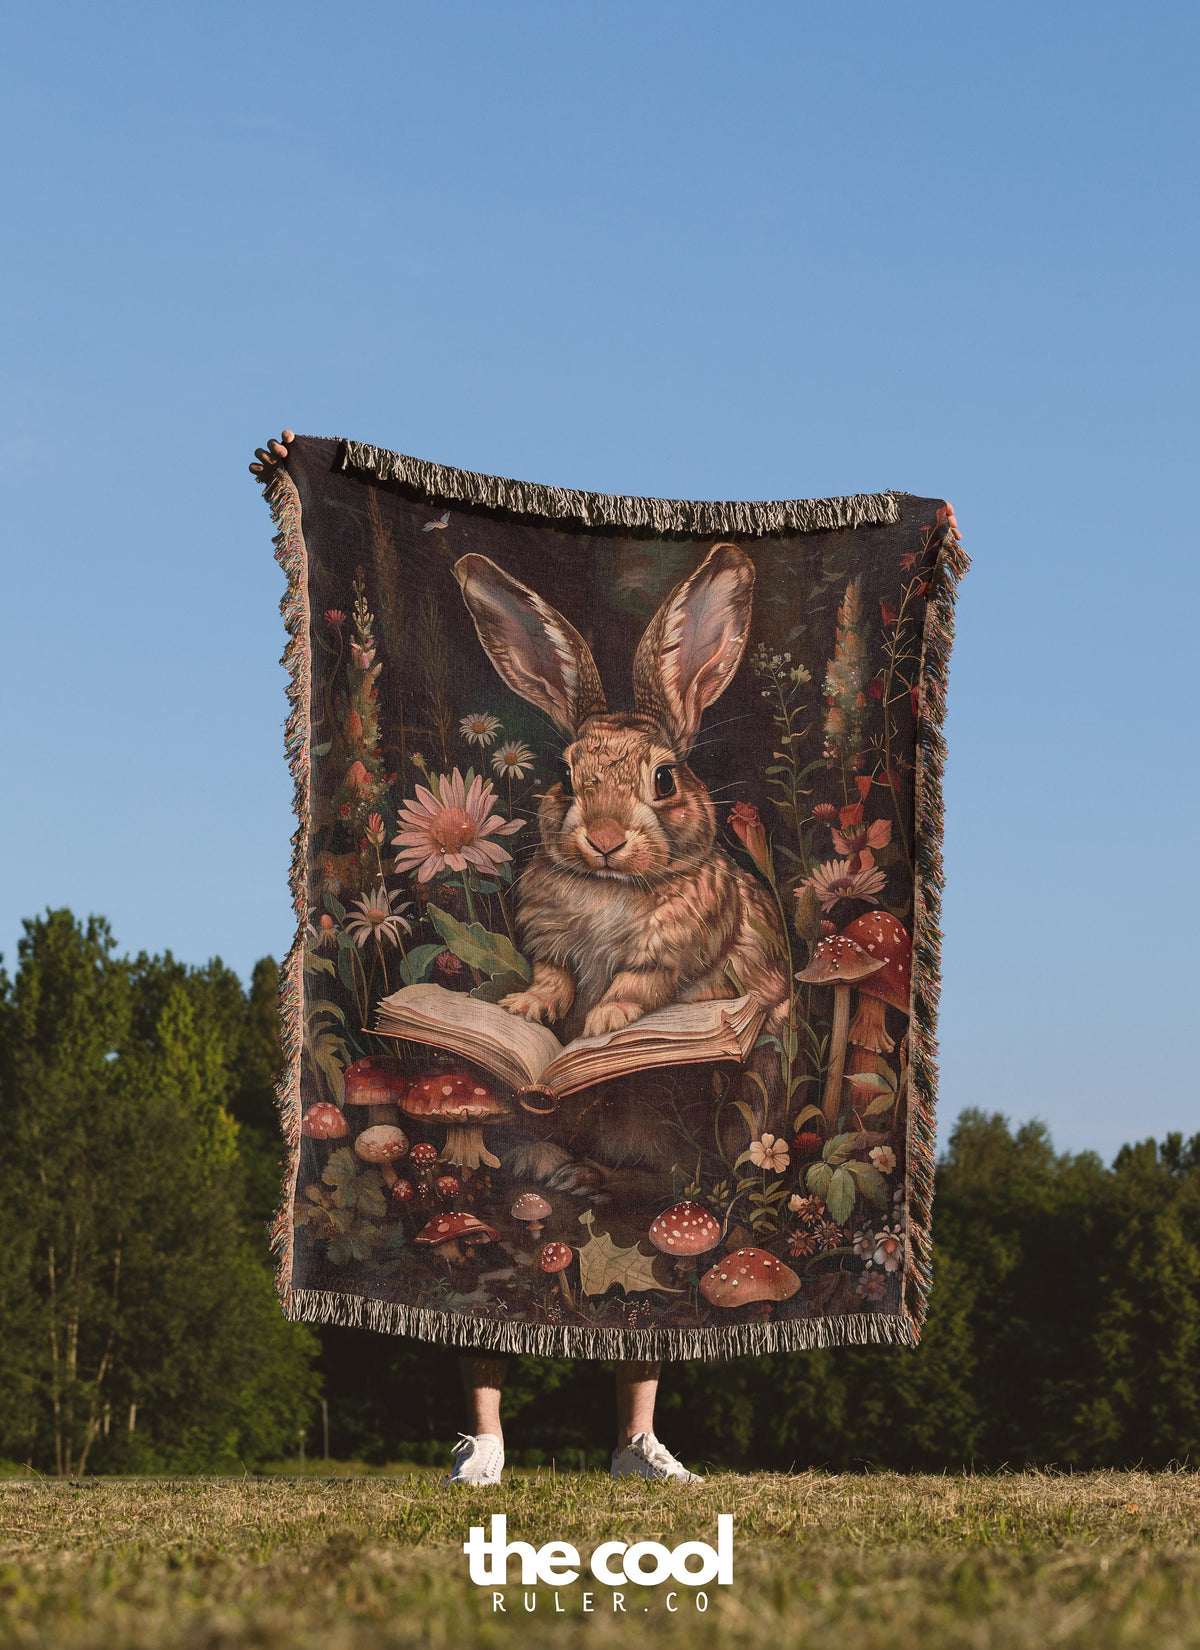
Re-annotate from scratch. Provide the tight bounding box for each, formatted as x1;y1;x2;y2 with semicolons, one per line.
460;1355;508;1443
615;1359;661;1447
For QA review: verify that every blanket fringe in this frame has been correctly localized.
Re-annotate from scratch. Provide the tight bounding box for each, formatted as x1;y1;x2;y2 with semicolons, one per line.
334;440;902;538
285;1288;918;1360
264;467;310;1319
905;521;970;1333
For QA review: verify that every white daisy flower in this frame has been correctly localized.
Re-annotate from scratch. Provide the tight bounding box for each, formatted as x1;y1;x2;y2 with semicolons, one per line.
459;712;502;747
491;740;535;780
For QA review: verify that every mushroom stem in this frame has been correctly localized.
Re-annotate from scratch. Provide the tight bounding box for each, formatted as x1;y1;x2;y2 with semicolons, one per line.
555;1272;572;1308
440;1125;500;1171
379;1162;398;1187
847;994;894;1055
434;1239;465;1263
821;983;852;1127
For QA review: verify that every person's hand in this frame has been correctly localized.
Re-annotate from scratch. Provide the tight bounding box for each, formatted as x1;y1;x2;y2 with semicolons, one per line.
249;430;295;479
939;502;963;543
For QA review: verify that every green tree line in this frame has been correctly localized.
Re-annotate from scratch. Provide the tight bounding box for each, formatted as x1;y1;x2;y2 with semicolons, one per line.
2;910;1197;1474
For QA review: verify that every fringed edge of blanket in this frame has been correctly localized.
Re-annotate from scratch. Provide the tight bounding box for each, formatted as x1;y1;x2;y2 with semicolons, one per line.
334;439;902;537
264;467;309;1319
904;522;971;1336
285;1289;918;1361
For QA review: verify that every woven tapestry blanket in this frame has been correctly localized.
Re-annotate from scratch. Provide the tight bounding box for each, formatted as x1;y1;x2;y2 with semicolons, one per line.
264;438;967;1359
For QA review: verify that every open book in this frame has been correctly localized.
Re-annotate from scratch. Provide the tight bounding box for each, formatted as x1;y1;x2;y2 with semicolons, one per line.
370;983;764;1102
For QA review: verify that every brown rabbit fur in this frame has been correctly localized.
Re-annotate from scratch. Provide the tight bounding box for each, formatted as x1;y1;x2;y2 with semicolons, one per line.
453;543;790;1183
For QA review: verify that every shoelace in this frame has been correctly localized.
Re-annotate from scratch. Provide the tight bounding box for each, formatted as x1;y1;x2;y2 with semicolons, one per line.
636;1434;678;1471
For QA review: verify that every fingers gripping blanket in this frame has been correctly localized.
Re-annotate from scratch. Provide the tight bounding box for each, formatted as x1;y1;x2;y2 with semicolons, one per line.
263;438;967;1359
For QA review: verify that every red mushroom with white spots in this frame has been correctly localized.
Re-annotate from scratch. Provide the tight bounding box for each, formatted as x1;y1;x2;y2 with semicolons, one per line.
342;1056;409;1125
539;1240;574;1306
400;1070;513;1170
301;1102;348;1142
698;1247;800;1310
794;931;886;1126
648;1202;722;1270
414;1210;500;1264
408;1141;439;1198
839;911;912;1062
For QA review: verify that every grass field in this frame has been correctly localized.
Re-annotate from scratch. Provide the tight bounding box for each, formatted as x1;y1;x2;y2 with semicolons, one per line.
2;1469;1199;1648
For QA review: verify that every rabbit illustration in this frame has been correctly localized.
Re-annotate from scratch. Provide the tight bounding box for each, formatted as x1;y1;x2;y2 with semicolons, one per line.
452;543;790;1048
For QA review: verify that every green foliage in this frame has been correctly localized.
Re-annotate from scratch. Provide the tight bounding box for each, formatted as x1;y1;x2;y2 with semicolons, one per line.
0;911;320;1475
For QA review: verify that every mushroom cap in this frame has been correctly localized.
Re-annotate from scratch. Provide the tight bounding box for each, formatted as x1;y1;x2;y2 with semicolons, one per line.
511;1191;553;1223
409;1141;439;1167
391;1177;415;1202
402;1069;512;1122
794;932;887;987
648;1201;722;1257
354;1124;409;1163
838;911;912;1012
342;1055;408;1106
414;1211;500;1246
539;1240;573;1274
301;1101;349;1140
435;1174;461;1196
698;1247;801;1307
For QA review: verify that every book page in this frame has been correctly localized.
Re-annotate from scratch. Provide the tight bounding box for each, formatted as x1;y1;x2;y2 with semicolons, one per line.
372;984;564;1090
542;994;763;1094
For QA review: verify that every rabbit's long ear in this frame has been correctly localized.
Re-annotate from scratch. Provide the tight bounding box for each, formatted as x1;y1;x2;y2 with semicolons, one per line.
453;554;606;737
632;542;755;752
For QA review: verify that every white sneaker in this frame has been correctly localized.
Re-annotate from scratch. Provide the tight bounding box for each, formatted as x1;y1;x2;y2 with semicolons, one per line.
446;1432;505;1485
610;1432;703;1483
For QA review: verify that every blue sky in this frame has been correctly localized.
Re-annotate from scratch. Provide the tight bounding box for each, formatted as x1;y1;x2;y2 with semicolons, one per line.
2;2;1196;1156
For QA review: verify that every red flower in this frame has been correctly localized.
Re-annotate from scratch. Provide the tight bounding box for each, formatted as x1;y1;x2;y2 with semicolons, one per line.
900;553;918;571
867;676;884;699
812;803;838;822
793;1132;823;1155
910;686;920;718
325;609;346;625
728;801;769;874
880;600;898;626
339;804;351;819
838;803;863;828
855;777;872;803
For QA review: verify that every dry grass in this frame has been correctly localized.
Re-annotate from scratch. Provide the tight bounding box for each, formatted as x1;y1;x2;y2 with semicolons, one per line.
2;1469;1199;1648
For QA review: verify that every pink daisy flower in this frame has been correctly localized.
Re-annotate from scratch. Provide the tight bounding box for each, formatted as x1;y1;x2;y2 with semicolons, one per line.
391;769;524;884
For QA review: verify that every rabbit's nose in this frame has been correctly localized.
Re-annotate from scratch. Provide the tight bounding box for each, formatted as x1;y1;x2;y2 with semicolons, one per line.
585;822;628;858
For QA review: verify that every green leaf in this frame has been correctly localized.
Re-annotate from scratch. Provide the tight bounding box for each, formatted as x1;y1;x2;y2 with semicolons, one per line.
793;1104;824;1130
304;951;336;976
355;1174;387;1217
823;1132;858;1166
844;1163;889;1207
337;947;357;990
732;1098;761;1137
323;891;346;921
826;1165;856;1224
427;906;531;981
846;1070;897;1094
862;1091;897;1116
311;741;332;757
470;971;528;1003
806;1162;832;1200
397;942;444;987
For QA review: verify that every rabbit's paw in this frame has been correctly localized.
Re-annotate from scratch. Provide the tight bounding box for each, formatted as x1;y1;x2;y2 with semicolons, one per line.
500;989;558;1024
582;1000;645;1039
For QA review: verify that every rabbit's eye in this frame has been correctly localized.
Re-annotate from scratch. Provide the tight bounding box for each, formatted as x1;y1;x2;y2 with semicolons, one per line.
561;768;574;796
653;764;677;800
